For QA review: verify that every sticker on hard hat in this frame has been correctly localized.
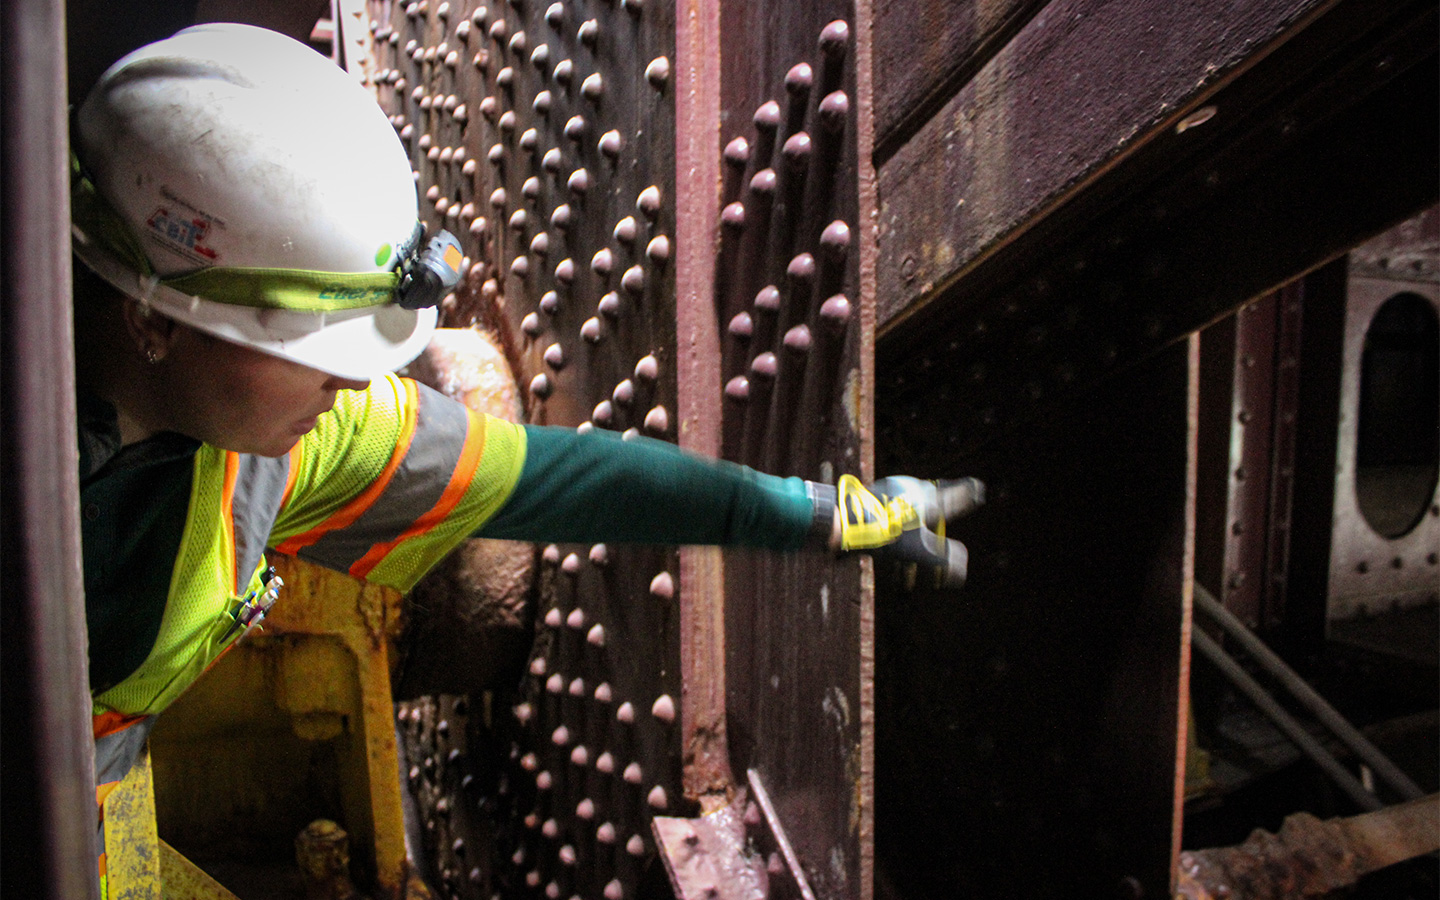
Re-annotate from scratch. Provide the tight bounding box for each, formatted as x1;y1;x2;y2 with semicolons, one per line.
146;207;218;263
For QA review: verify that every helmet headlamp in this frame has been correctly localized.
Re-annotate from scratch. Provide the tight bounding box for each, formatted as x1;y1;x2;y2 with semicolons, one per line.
396;227;463;310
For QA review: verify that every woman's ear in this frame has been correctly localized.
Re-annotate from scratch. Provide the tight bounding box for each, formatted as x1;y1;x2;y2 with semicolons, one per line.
119;298;179;364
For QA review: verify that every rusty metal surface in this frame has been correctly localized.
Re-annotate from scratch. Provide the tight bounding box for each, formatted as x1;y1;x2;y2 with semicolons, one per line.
0;0;103;896
711;3;873;897
871;0;1045;162
1175;793;1440;900
375;0;687;896
876;4;1437;471
875;342;1195;899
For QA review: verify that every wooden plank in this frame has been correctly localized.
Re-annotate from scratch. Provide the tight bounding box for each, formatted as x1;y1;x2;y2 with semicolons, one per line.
876;0;1338;331
872;0;1046;162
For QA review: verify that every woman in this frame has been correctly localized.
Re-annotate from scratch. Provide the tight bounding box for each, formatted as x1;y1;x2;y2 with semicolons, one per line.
71;23;981;895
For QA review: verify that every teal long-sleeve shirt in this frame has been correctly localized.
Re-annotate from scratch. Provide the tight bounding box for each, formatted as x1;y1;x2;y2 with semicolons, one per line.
79;381;818;694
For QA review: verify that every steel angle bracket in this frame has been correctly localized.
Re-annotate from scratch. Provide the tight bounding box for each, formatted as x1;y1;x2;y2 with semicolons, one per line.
653;771;818;900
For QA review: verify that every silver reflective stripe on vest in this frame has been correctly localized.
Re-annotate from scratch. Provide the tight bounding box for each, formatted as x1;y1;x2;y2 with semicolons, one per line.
94;717;156;788
233;452;291;581
300;382;470;573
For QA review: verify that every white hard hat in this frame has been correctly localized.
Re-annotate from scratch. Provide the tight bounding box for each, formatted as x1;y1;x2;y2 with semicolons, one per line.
71;23;459;381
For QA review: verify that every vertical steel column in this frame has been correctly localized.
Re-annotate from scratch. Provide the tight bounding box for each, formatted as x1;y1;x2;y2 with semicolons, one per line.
1;0;103;897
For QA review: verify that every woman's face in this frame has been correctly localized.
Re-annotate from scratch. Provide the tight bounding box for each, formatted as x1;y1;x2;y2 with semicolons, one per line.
154;325;370;457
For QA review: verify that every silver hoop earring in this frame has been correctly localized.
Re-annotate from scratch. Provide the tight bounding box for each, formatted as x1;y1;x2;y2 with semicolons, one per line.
144;347;162;365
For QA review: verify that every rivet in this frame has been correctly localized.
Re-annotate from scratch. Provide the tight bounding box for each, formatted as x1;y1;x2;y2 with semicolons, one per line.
542;818;560;838
562;552;581;574
498;109;516;131
530;232;550;256
783;132;812;169
647;786;668;810
617;702;636;724
401;123;415;140
592;400;613;425
594;682;612;703
598;129;622;157
821;220;851;260
509;209;528;230
622;762;643;783
419;132;434;150
523;176;542;200
622;428;640;441
546;672;564;692
551;725;570;746
721;202;746;228
784;325;811;353
597;823;617;844
533;90;553;114
553;58;573;84
489;19;507;41
819;91;849;131
470;5;487;24
473;50;488;70
820;294;852;326
581;72;605;101
637;185;662;217
427;147;442;163
508;31;527;55
436;2;450;18
543;342;565;368
576;799;596;820
462;158;478;176
592;248;614;275
445;50;460;67
724;376;750;400
587;623;606;646
646;56;670;87
545;2;563;27
787;253;816;283
578;19;599;45
521;752;539;770
543;147;564;172
643;406;669;434
524;869;540;885
427;185;442;201
531;44;550;70
604;879;624;900
612;379;633;405
529;373;552;399
536;771;553;790
577;422;593;434
488;143;505;164
514;702;534;723
728;312;753;337
634;355;659;381
451;146;466;164
621;265;645;294
421;47;434;63
744;802;762;826
767;853;784;875
455;18;471;39
750;168;777;196
649;571;674;599
570;745;589;767
520;128;538;151
646;235;670;263
785;62;813;94
750;352;778;378
651;694;676;723
581;317;603;343
626;835;646;856
543;544;561;564
566;607;585;628
724;137;750;166
564;116;586;141
554;258;575;283
754;100;781;130
523;311;544;335
512;848;526;866
819;19;850;57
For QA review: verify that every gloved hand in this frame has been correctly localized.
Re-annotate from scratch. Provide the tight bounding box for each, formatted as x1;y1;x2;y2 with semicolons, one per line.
811;475;985;589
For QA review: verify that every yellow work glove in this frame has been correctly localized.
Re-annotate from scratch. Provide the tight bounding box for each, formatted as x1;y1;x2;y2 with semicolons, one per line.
820;474;985;589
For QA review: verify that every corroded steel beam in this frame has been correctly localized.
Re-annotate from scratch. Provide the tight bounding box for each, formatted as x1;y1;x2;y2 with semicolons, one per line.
1176;794;1440;900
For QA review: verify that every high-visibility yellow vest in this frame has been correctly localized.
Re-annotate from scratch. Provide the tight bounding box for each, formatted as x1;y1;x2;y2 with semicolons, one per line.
91;373;525;726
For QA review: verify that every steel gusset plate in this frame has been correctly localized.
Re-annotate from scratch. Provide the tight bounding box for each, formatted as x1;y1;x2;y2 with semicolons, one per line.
377;0;683;897
875;342;1194;900
712;3;870;899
